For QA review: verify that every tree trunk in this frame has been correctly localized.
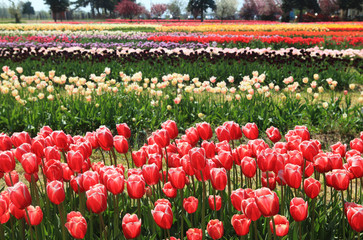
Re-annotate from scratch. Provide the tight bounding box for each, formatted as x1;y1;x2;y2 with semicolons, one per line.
299;7;303;22
15;14;20;23
201;9;204;22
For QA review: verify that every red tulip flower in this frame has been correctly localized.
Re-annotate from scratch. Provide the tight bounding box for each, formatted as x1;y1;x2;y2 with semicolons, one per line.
254;187;279;217
347;155;363;178
210;168;227;191
207;219;224;240
215;125;231;142
151;203;173;229
208;195;222;211
185;127;200;147
257;148;277;172
261;172;277;190
25;205;43;226
162;120;178;139
81;171;100;191
142;163;160;186
67;150;84;173
313;153;332;173
284;163;302;189
46;180;65;205
21;152;38;174
114;135;129;154
196;122;213;140
85;132;100;149
217;151;233;170
154;199;171;208
241;197;261;221
44;159;63;181
230;188;253;211
4;170;19;186
223;121;242;140
132;150;147;168
201;141;216;158
194;159;216;182
168;167;186;189
266;126;281;143
0;133;12;151
0;151;15;173
96;127;114;151
31;137;46;158
270;215;289;237
116;123;131;139
44;146;61;162
8;182;32;209
286;150;304;167
127;174;145;199
153;129;171;148
50;130;69;151
294;126;310;141
189;147;206;171
11;131;31;148
290;197;308;222
345;202;363;232
122;213;142;239
303;177;321;199
103;171;124;195
178;142;192;157
299;140;319;162
86;184;107;214
9;203;25;219
162;182;177;198
231;214;251;236
186;228;202;240
350;138;363;153
183;196;198;214
331;169;350;191
241;157;256;178
330;142;347;157
65;211;87;239
242;123;259;140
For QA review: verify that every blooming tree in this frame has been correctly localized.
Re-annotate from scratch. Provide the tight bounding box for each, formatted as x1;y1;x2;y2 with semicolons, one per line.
151;3;168;18
319;0;339;15
215;0;238;19
115;0;143;19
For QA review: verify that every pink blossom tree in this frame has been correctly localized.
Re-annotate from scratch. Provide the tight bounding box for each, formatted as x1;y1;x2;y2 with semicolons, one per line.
151;3;168;18
115;0;143;19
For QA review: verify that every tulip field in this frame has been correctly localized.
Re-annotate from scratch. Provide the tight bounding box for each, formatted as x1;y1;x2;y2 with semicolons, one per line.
0;21;362;240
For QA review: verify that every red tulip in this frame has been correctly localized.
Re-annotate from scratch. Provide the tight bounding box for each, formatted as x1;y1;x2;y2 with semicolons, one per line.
162;182;177;198
223;121;242;140
266;126;281;143
350;138;363;153
241;157;256;178
294;126;310;141
185;127;200;147
86;184;107;214
178;142;192;157
304;161;315;177
286;150;303;167
103;171;124;195
207;219;224;240
186;228;202;240
208;195;222;211
142;163;160;185
313;153;332;173
31;137;45;158
44;159;63;181
153;129;170;149
189;147;206;171
122;213;142;239
230;188;253;211
330;142;347;157
114;135;128;154
215;125;231;142
210;168;227;191
0;194;8;218
231;214;251;236
46;180;65;205
0;151;15;173
44;146;61;162
183;196;198;214
38;126;53;137
96;126;114;151
181;155;195;176
127;174;145;199
0;211;10;224
257;148;277;172
241;197;261;221
11;131;31;148
201;141;216;158
290;197;308;222
331;169;350;190
0;133;12;151
328;152;343;170
65;211;87;239
8;182;31;209
4;170;19;186
168;167;186;189
50;130;68;151
148;153;162;171
261;172;277;190
270;215;289;237
25;205;43;226
284;163;302;189
132;150;147;168
67;150;84;173
194;159;216;182
152;203;173;229
347;155;363;178
161;120;178;139
299;140;319;162
215;141;231;154
21;152;38;174
345;202;363;232
217;150;233;170
9;203;25;219
303;177;321;199
254;187;279;217
116;123;131;139
196;122;213;140
242;123;259;140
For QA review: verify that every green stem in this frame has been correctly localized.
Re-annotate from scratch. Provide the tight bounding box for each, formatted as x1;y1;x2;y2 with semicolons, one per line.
299;221;302;240
266;171;269;189
201;171;206;240
58;203;66;240
164;147;169;181
123;153;130;170
227;170;232;213
341;191;345;240
0;224;4;240
254;221;258;240
137;198;141;220
311;198;316;240
114;195;119;238
24;208;34;240
179;189;184;240
99;214;107;240
111;148;118;167
271;216;277;240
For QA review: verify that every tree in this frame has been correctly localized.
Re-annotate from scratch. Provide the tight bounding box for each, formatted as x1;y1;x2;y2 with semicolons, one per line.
282;0;320;21
319;0;339;15
8;0;23;23
44;0;69;21
215;0;237;19
187;0;216;21
257;0;282;19
22;1;35;19
114;0;143;19
333;0;363;19
239;0;258;19
151;3;168;18
168;0;182;19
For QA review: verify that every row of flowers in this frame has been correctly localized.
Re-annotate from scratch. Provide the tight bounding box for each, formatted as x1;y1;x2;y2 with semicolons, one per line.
0;121;362;239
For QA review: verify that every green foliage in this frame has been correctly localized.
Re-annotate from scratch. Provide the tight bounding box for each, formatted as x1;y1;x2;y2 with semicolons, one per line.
187;0;216;21
22;1;35;16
